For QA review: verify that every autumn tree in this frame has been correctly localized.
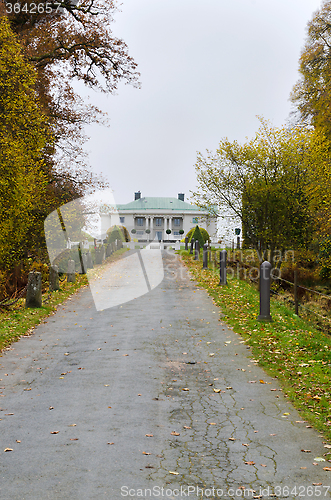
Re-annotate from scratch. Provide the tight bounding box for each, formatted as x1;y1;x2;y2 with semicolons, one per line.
0;15;48;270
290;0;331;139
191;118;318;266
1;0;139;203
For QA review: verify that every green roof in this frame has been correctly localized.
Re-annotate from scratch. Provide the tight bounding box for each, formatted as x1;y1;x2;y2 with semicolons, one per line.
115;197;205;212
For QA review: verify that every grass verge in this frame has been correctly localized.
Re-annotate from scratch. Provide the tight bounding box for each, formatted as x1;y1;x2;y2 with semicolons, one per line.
0;248;128;353
181;251;331;446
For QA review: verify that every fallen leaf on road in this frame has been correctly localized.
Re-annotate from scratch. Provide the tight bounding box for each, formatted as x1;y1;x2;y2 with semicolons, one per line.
49;407;54;410
301;449;311;453
104;384;109;387
213;388;221;393
169;471;179;475
313;483;322;486
69;424;76;427
107;442;114;445
314;457;326;462
123;354;129;356
209;353;215;356
248;381;256;383
323;467;331;471
283;413;290;415
261;464;267;467
4;448;13;452
70;438;79;441
183;426;191;429
50;431;59;434
208;422;216;425
145;434;153;437
269;434;276;436
182;352;187;355
16;440;21;443
242;443;249;447
182;388;189;391
138;394;142;396
64;353;69;356
245;461;255;465
259;380;266;384
142;452;151;455
171;431;180;436
228;438;235;441
5;413;14;416
226;387;233;390
24;388;31;391
324;444;331;449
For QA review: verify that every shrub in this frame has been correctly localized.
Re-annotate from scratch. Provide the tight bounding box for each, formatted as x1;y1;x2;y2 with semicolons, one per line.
131;229;136;234
166;229;171;234
145;229;151;234
106;225;130;243
186;226;210;244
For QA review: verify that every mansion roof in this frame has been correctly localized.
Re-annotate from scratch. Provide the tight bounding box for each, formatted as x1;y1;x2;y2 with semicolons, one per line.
101;197;208;213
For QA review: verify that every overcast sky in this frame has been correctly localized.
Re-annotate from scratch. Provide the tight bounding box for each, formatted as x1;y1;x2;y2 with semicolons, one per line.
80;0;321;205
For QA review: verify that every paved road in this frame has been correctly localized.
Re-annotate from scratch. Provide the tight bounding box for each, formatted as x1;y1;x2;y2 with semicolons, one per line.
0;250;330;499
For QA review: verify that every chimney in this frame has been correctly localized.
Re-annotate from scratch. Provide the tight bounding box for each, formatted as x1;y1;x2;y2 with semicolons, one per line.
178;193;185;202
134;191;141;200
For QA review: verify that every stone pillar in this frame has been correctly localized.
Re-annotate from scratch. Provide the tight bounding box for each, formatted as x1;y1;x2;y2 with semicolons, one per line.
169;217;172;231
185;237;188;251
25;272;42;308
219;250;227;286
203;244;208;269
190;238;194;255
194;240;200;260
67;260;76;282
257;261;273;321
49;265;60;291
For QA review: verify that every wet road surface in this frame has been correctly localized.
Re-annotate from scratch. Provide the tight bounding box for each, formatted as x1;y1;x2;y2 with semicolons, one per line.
0;250;330;499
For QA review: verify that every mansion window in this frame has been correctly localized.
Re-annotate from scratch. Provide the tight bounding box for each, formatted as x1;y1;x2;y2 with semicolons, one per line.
173;218;181;226
120;217;125;224
174;231;180;236
136;218;144;226
155;218;162;226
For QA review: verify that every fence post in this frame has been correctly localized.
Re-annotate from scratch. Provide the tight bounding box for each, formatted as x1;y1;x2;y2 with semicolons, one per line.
67;259;76;283
208;241;211;263
257;261;273;321
194;240;200;260
25;272;42;308
294;270;299;316
190;238;194;255
49;265;59;291
185;237;188;251
219;250;227;285
203;243;208;269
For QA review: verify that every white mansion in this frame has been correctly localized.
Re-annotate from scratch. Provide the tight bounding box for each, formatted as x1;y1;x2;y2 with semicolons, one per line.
100;192;217;242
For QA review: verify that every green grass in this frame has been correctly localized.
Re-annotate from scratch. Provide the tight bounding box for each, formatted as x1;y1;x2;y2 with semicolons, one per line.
0;248;129;353
181;250;331;445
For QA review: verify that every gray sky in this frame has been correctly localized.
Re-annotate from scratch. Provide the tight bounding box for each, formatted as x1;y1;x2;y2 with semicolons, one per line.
81;0;321;205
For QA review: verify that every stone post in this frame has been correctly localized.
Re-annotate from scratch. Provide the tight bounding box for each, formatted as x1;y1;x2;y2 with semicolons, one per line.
219;250;227;285
257;261;273;321
194;240;200;260
49;265;60;291
190;238;194;255
203;244;208;269
185;237;188;251
67;259;76;283
25;272;42;308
